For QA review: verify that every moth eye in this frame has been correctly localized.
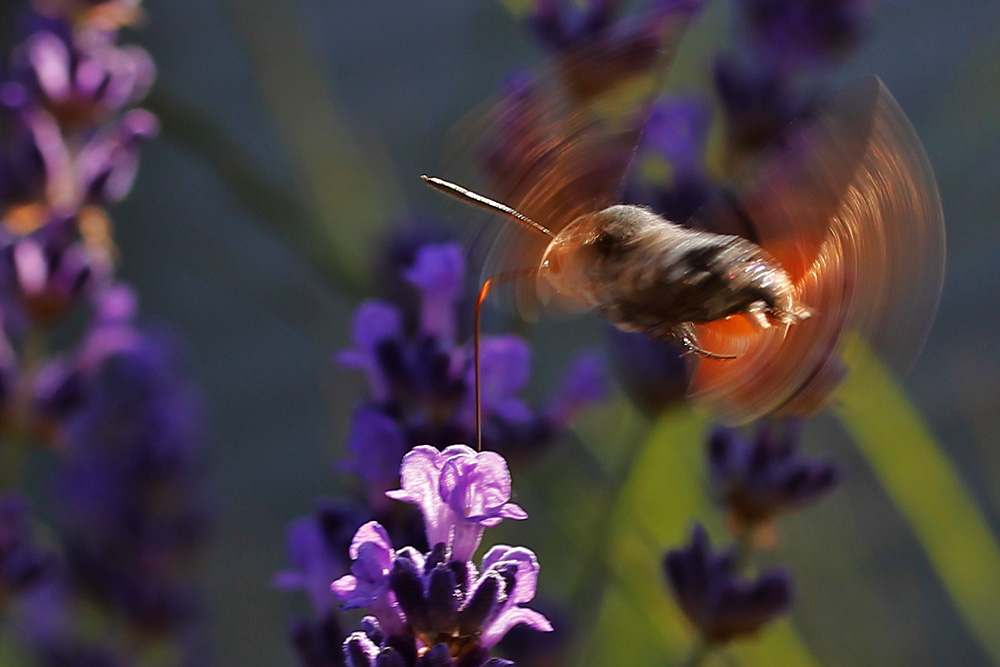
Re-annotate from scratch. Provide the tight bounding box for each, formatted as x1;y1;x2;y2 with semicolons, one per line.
590;230;618;257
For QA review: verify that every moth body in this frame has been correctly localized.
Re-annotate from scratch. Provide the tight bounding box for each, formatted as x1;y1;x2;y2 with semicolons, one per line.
539;205;809;353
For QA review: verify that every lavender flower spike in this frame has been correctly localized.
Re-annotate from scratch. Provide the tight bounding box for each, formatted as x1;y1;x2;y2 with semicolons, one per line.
387;445;527;562
708;422;840;532
664;524;793;644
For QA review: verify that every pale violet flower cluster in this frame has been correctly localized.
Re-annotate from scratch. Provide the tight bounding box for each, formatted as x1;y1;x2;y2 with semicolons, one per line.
331;445;549;667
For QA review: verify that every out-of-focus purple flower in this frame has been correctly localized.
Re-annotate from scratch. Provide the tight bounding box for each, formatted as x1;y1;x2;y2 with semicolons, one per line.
713;53;805;157
78;108;158;205
0;493;59;597
404;243;463;346
337;300;404;405
0;107;71;210
708;422;840;530
545;351;607;424
526;0;704;102
387;445;527;563
342;407;408;509
714;0;878;158
632;96;715;223
12;27;155;126
605;327;686;415
275;500;366;615
664;525;793;643
735;0;870;67
46;286;208;638
0;213;110;325
462;336;532;427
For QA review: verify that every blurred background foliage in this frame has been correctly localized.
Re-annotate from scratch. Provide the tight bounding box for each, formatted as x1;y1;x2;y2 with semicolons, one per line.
11;0;994;664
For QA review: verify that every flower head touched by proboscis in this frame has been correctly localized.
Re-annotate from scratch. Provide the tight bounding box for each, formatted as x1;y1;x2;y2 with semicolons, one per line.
331;445;550;667
337;241;606;507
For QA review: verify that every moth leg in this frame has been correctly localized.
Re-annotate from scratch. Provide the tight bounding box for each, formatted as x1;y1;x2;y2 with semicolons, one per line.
673;323;738;360
768;296;812;326
747;301;772;331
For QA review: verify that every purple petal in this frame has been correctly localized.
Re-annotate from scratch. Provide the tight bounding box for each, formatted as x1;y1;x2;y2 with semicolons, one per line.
25;32;71;102
348;521;392;560
343;407;407;495
481;545;540;606
403;243;464;344
386;445;452;548
338;300;402;402
330;574;360;604
481;607;553;648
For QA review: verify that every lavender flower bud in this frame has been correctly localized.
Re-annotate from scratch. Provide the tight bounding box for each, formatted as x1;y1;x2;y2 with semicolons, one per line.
664;525;793;643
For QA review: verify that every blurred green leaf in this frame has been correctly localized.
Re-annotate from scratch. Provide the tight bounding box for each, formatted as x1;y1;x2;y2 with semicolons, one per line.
223;0;403;291
838;346;1000;664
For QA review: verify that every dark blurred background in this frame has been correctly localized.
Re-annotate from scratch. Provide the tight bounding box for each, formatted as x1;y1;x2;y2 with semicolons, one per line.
25;0;996;664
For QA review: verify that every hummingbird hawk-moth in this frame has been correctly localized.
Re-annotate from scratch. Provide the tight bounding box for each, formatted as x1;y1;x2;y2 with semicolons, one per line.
424;12;944;427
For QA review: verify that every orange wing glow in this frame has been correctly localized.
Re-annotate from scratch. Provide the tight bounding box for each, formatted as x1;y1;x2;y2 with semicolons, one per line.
688;76;945;423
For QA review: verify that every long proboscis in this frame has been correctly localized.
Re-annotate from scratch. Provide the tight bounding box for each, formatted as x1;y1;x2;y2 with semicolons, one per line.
421;175;554;238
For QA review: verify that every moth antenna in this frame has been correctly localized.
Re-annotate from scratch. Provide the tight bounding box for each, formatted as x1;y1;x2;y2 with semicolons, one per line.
421;175;554;238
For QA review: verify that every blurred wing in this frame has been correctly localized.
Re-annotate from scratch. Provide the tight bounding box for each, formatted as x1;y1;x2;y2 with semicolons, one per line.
687;76;945;424
450;5;697;318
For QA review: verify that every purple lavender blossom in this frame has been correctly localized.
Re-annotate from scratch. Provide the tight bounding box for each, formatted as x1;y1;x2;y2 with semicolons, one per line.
0;4;157;215
325;444;548;666
664;525;793;644
708;422;840;531
334;524;549;665
331;521;407;637
337;241;605;482
387;445;527;563
0;2;207;664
